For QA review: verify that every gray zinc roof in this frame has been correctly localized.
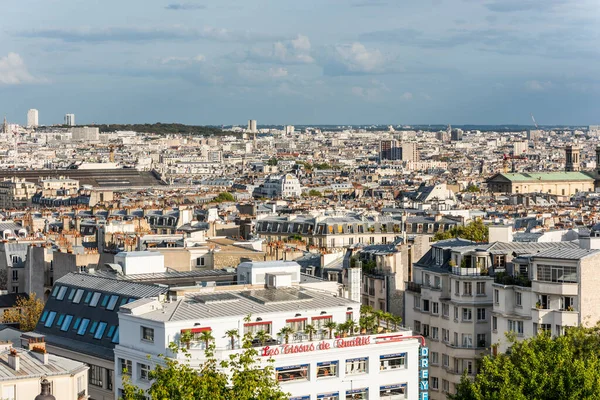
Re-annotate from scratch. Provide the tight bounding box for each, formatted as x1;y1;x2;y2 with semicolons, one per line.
0;349;87;380
532;248;600;260
56;273;167;298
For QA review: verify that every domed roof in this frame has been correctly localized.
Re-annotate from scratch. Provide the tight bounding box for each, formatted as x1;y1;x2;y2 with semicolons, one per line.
35;379;56;400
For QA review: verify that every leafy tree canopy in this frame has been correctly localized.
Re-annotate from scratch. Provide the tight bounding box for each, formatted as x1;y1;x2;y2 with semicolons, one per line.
89;123;226;136
213;192;235;203
3;293;44;332
451;325;600;400
433;219;488;242
307;189;322;197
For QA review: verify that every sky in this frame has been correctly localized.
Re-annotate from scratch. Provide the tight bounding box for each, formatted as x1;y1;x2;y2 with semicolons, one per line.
0;0;599;126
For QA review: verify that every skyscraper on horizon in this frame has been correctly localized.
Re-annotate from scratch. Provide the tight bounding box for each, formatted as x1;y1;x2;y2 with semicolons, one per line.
248;119;257;133
27;109;39;128
65;114;75;126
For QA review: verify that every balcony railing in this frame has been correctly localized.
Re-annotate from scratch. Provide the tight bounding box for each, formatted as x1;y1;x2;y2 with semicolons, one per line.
451;267;487;276
494;273;531;287
406;282;422;294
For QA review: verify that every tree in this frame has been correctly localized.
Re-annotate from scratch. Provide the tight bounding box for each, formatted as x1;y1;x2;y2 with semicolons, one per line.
465;184;480;193
307;189;322;197
324;320;338;339
267;157;279;166
373;309;385;328
304;324;317;341
214;192;234;203
121;327;289;400
433;219;489;243
450;325;600;400
199;331;214;349
277;326;294;344
4;293;44;332
254;330;271;346
225;329;239;350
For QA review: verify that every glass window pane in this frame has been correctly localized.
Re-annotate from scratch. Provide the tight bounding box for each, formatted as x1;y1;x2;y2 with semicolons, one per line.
73;317;81;330
89;292;101;307
106;295;119;311
94;322;107;339
111;327;120;343
90;321;99;334
107;326;116;339
56;286;68;300
40;310;48;323
101;295;109;307
77;319;90;335
73;289;84;304
61;315;73;331
44;312;56;327
84;292;92;304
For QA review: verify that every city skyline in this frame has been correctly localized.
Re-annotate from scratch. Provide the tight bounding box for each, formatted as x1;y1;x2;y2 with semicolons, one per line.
1;1;599;126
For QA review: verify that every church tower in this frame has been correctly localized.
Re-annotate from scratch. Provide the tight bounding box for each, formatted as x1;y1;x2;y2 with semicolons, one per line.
565;145;581;172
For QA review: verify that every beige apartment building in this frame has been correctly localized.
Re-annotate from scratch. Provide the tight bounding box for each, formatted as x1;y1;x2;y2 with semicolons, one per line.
0;178;37;209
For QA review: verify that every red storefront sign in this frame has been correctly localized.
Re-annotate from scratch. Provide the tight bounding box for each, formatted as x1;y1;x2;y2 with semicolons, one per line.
261;336;371;357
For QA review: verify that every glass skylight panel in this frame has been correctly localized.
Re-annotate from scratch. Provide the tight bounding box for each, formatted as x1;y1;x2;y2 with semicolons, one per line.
106;295;119;311
77;318;90;335
107;325;116;339
90;321;99;334
44;311;56;327
94;322;107;339
89;292;101;307
84;292;92;304
61;315;73;331
67;288;76;300
56;314;65;326
40;310;48;323
73;289;84;304
56;286;67;300
73;318;81;330
100;295;109;307
111;327;120;343
51;286;60;298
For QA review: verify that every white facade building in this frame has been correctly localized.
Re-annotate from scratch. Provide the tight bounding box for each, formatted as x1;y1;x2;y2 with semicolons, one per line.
115;263;425;400
253;174;302;199
27;109;39;128
72;126;100;141
65;113;76;126
248;119;257;133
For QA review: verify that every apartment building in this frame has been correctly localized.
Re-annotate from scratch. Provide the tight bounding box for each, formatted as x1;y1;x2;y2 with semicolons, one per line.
0;178;37;209
405;239;581;399
492;246;600;353
252;174;302;199
115;261;424;399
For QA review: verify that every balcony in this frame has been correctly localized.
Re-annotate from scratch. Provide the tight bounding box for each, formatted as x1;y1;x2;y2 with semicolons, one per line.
451;267;487;277
494;273;531;287
406;282;421;294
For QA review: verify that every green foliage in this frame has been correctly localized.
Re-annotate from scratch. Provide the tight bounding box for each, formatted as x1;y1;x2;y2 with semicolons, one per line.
286;234;304;243
213;192;235;203
92;123;225;136
465;184;481;193
433;219;489;242
307;189;322;197
267;157;279;166
313;163;332;170
120;323;289;400
450;324;600;400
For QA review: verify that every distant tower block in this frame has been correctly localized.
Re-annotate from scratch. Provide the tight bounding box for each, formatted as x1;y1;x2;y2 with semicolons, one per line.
596;146;600;175
65;113;75;126
248;119;257;133
565;145;581;172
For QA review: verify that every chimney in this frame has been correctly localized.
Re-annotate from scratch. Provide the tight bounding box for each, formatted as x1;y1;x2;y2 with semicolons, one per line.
30;345;49;365
8;349;20;371
434;214;443;222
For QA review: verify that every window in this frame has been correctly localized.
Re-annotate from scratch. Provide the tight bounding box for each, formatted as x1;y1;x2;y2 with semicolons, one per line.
316;361;338;379
84;292;92;304
442;354;449;368
455;280;460;295
423;299;430;312
90;365;105;387
106;295;119;310
434;276;441;289
67;288;75;300
380;353;406;370
442;303;449;317
462;308;472;321
60;315;73;331
2;384;15;400
100;294;109;307
312;315;332;330
346;388;368;400
318;392;339;400
142;326;155;342
464;360;474;374
286;318;307;332
515;292;522;306
508;320;524;335
51;285;60;298
431;377;439;390
40;310;48;323
423;324;430;337
561;296;574;310
107;325;116;339
380;384;406;399
244;322;272;335
119;358;132;376
73;318;81;330
11;270;18;282
89;292;101;307
112;327;120;344
432;302;439;314
492;316;497;331
56;314;65;327
73;289;84;304
442;328;449;343
94;322;108;339
77;376;85;398
107;369;113;390
44;311;56;327
454;306;459;320
463;282;472;296
477;333;486;348
477;308;486;321
494;289;499;304
196;257;205;267
90;321;99;334
414;295;421;309
432;327;439;340
77;318;90;335
346;357;368;375
539;323;551;332
462;334;473;348
139;363;151;381
414;321;421;333
276;364;309;382
431;352;439;365
443;379;450;392
536;264;577;283
476;282;485;295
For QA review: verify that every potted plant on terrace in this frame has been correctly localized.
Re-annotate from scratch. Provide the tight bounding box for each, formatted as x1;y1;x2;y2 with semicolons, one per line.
324;320;338;339
278;326;294;344
304;324;317;341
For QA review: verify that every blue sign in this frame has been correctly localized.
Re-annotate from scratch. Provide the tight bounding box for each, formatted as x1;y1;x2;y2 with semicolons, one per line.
317;393;339;399
419;346;429;400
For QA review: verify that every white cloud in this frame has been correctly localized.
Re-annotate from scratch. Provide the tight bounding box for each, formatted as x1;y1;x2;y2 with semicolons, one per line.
160;54;205;65
525;80;553;91
0;53;39;85
320;42;400;76
401;92;413;100
239;34;314;64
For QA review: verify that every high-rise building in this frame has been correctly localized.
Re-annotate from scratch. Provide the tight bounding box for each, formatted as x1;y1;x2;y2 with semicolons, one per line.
27;109;39;128
2;117;7;134
284;125;294;135
512;141;528;156
380;139;401;161
65;114;75;126
71;126;100;141
402;142;419;162
248;119;257;133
